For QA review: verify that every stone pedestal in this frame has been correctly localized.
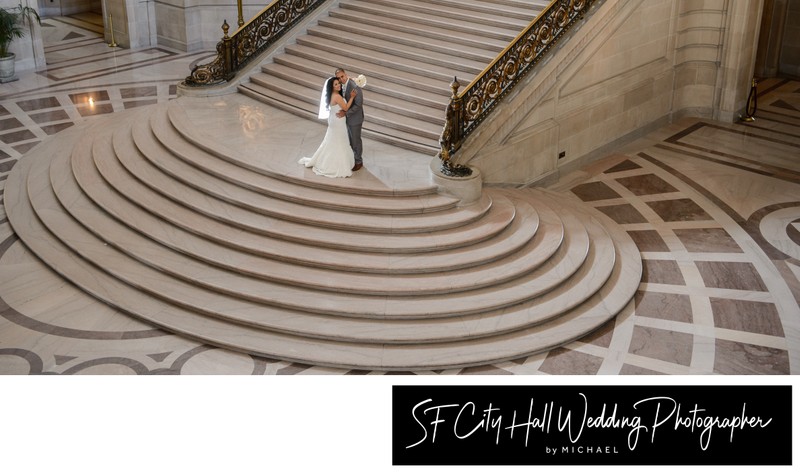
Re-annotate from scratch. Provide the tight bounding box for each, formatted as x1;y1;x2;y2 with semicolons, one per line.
429;158;482;206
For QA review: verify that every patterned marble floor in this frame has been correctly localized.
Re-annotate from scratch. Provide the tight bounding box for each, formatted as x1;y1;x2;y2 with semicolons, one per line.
2;17;798;473
1;19;799;376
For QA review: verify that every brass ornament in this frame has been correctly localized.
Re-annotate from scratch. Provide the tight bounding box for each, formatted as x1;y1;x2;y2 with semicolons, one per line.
437;0;597;165
183;0;325;87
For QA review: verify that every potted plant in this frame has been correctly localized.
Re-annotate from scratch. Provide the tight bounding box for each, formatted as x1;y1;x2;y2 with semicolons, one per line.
0;3;40;82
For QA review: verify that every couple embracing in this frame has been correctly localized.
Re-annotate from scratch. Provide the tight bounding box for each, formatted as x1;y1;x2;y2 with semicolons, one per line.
299;68;364;178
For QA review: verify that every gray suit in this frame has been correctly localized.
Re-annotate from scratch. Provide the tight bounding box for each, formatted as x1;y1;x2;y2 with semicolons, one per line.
342;79;364;165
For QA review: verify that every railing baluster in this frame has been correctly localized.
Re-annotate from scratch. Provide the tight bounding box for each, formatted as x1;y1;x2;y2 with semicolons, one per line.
437;0;598;173
183;0;326;87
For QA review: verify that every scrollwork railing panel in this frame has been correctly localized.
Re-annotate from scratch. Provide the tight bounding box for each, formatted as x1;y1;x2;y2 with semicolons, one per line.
438;0;596;174
184;0;326;87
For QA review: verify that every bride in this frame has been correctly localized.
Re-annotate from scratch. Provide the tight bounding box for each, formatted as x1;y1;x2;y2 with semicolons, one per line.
299;77;357;178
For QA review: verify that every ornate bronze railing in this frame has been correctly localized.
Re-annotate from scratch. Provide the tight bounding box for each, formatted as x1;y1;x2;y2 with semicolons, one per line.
183;0;326;87
438;0;597;176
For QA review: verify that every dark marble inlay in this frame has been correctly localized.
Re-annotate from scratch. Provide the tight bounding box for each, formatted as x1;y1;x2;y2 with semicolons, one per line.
570;181;621;201
787;220;800;246
54;355;78;365
642;259;686;285
28;109;69;124
619;364;666;375
0;104;9;116
77;103;114;117
277;362;312;375
655;143;778;178
580;318;615;348
62;357;151;375
124;99;158;109
0;159;17;173
596;203;647;224
63;31;85;41
616;174;678;196
41;122;74;135
604;158;642;173
771;99;799;112
345;369;370;375
0;149;9;159
459;365;514;375
538;347;603;375
16;96;61;111
745;202;800;260
146;351;172;362
647;198;712;222
627;229;670;252
169;84;178;96
635;290;692;322
695;261;768;291
640;154;799;262
13;142;40;154
0;116;23;131
69;90;110;105
710;298;784;336
674;228;743;253
628;326;693;366
714;339;789;374
0;348;45;374
508;356;528;365
0;295;167;340
666;122;800;170
0;129;36;144
120;86;157;99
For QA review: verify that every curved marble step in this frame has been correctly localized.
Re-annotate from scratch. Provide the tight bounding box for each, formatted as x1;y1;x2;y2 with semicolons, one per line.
87;132;515;255
79;132;541;275
60;152;566;299
73;138;546;276
59;140;586;304
138;108;469;226
166;99;440;197
7;146;639;369
50;156;615;344
40;135;613;334
239;85;442;155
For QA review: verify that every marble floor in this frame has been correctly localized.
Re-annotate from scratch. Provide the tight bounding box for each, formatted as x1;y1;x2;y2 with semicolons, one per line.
1;17;799;377
2;15;798;473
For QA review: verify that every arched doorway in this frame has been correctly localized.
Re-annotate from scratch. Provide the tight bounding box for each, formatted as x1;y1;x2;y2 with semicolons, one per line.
755;0;800;79
37;0;108;67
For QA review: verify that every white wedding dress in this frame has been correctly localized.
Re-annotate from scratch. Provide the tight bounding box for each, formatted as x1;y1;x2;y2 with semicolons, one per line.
299;104;354;178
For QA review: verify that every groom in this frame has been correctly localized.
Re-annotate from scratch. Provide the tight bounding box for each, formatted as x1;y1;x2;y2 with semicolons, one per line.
335;67;364;171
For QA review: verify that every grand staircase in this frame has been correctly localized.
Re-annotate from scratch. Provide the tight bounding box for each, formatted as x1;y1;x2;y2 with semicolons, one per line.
4;95;641;371
4;0;642;371
239;0;551;153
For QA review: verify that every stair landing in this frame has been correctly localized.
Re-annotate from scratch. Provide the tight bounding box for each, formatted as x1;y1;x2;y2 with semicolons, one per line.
4;94;642;371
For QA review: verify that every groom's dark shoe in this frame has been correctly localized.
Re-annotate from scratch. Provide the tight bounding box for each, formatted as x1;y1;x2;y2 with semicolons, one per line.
352;163;363;171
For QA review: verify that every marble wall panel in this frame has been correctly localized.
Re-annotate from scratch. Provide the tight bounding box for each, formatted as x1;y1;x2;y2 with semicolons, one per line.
471;119;559;185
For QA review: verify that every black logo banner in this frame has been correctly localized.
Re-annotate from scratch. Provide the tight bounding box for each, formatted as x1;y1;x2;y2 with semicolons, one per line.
392;385;791;465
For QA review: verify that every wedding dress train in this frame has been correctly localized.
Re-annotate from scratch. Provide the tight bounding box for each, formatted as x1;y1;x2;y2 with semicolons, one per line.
299;104;354;178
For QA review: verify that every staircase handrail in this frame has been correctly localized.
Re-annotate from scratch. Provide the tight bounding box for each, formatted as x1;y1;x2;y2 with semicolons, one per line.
182;0;327;87
437;0;597;176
